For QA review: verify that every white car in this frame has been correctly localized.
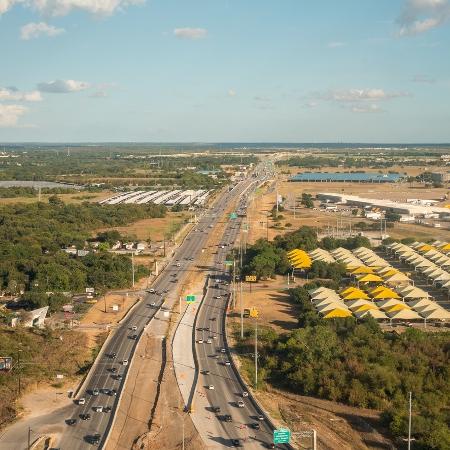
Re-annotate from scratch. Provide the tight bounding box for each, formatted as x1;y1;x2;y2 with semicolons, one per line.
215;296;222;299
206;339;212;344
122;360;128;366
151;302;156;307
208;385;215;390
93;406;103;413
242;391;249;398
197;339;204;344
131;325;137;331
78;398;86;405
225;361;231;366
237;400;245;408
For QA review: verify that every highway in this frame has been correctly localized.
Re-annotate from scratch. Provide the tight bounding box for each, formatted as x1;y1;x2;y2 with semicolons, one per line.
56;177;259;450
193;187;287;448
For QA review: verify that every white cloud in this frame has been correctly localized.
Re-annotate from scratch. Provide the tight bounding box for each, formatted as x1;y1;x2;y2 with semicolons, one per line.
324;88;409;102
174;27;208;40
20;22;65;40
351;104;384;113
0;104;28;127
228;89;236;97
398;0;450;36
0;0;144;17
0;87;42;102
327;41;346;48
37;79;90;93
90;90;107;98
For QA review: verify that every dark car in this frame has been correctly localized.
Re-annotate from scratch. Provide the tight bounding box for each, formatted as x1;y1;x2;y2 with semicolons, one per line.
212;406;221;413
110;352;117;359
202;370;210;375
87;433;101;445
224;414;232;422
116;374;123;381
130;334;138;340
251;422;260;430
266;444;276;449
109;368;117;373
231;439;241;447
66;418;77;426
109;389;117;396
80;413;91;421
103;406;112;413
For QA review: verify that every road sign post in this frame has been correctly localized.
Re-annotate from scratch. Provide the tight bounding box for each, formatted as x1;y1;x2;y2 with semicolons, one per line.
273;428;291;445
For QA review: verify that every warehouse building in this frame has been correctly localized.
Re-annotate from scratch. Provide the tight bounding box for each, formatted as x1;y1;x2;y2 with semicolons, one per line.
317;193;450;218
290;172;402;183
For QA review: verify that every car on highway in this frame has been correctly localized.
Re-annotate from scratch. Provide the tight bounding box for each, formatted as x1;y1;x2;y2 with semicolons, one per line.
204;326;210;331
148;288;155;293
212;406;221;413
78;398;86;405
237;400;244;408
207;385;215;390
224;360;231;366
251;422;260;430
80;413;91;421
214;296;221;299
150;302;156;307
257;414;264;421
176;263;181;267
202;370;210;375
66;418;77;426
109;389;117;396
110;352;117;359
109;367;117;373
242;391;248;397
197;339;204;344
210;317;217;321
103;406;112;413
93;406;103;413
92;388;99;396
131;325;137;330
220;348;226;353
206;339;212;344
87;433;101;445
224;414;232;422
130;334;138;340
231;439;241;447
116;374;123;381
122;359;128;366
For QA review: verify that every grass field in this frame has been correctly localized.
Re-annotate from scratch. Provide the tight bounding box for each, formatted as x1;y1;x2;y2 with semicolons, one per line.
0;191;113;205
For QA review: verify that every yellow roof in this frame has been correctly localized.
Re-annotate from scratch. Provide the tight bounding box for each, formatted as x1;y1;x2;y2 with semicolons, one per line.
386;303;411;313
419;244;435;252
358;274;383;283
289;254;311;263
340;286;359;295
354;303;378;312
351;266;374;274
440;243;450;251
370;285;388;295
380;269;399;278
322;308;353;319
373;289;400;299
342;290;369;300
292;262;312;269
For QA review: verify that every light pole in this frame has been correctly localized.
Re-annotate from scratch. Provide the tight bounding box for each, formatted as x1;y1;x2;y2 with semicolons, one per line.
254;319;258;390
240;281;244;339
408;391;412;450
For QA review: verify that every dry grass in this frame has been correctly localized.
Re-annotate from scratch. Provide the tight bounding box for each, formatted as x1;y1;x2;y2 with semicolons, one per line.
0;191;113;205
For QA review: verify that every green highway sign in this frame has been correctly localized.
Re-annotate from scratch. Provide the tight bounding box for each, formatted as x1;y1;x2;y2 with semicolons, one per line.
229;212;238;219
273;428;291;444
224;260;233;266
186;295;196;303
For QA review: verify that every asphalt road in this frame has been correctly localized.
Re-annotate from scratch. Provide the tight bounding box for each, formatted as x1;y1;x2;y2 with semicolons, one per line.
55;177;259;450
194;191;286;449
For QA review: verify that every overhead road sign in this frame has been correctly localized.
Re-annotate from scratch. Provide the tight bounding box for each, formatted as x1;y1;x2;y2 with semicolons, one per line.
224;260;233;267
274;428;291;444
186;295;196;303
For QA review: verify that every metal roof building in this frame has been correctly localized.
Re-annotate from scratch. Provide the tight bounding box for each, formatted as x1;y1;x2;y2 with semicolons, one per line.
290;172;402;183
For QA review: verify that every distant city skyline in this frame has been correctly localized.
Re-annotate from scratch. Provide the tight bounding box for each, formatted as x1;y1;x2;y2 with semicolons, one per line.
1;0;450;142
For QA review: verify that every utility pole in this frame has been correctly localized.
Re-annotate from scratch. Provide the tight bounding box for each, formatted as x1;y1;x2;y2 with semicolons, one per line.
28;427;31;450
131;252;135;288
240;281;244;339
254;320;258;389
408;392;412;450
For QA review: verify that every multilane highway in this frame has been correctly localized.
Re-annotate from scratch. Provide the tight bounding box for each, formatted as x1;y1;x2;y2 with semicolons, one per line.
56;177;258;450
193;188;289;448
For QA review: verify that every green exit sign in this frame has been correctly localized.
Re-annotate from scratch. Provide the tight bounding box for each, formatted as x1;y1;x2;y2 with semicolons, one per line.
186;295;196;303
229;212;238;219
273;428;291;444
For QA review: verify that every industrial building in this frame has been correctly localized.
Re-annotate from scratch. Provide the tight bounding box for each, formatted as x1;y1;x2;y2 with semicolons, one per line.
100;189;210;207
317;193;450;218
290;172;402;183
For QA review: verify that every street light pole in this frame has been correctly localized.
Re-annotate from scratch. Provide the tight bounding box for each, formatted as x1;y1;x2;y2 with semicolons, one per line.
254;320;258;389
132;252;135;288
240;281;244;339
408;391;412;450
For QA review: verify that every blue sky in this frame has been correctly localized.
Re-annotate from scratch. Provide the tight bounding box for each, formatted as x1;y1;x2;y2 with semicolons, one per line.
1;0;450;142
